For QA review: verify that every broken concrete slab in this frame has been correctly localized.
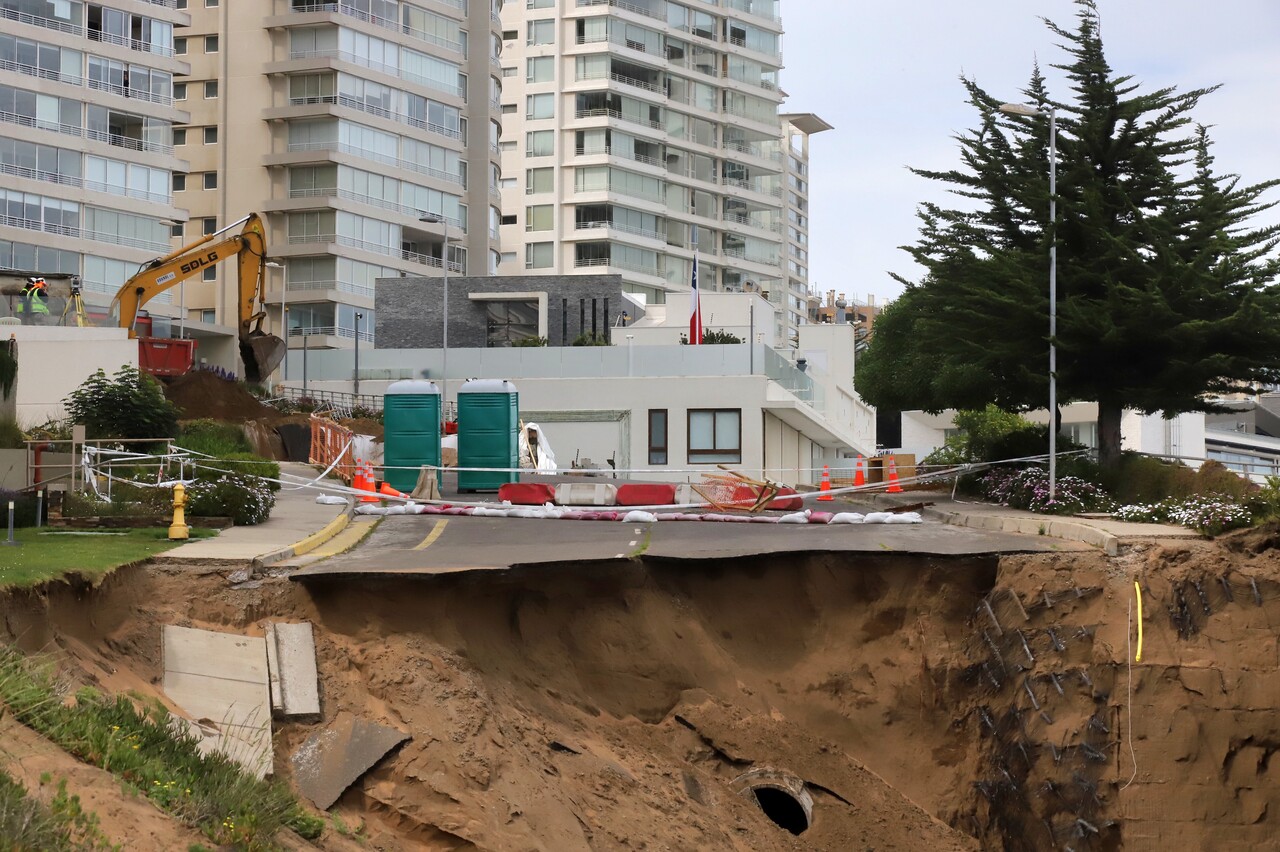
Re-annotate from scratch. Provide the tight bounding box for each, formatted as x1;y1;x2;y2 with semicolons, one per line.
162;625;272;778
265;621;320;718
292;712;410;810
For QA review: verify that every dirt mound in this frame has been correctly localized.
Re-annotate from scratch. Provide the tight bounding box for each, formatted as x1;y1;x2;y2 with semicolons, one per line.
164;371;278;422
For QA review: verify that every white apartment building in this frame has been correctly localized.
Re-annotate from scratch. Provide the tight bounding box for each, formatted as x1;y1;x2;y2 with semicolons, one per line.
167;0;503;367
0;0;188;316
780;112;829;345
495;0;806;339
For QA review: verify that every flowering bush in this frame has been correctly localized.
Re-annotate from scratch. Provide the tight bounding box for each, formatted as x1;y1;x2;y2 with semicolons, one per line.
184;473;275;526
978;466;1116;515
1115;494;1254;536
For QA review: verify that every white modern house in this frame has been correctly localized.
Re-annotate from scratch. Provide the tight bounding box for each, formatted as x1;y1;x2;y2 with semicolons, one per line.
0;325;138;426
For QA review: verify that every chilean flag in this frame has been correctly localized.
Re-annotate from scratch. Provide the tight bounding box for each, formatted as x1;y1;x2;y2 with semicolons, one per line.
689;252;703;345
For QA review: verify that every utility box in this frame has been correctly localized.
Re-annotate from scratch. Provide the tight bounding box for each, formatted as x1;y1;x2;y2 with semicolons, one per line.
457;379;519;493
383;380;441;493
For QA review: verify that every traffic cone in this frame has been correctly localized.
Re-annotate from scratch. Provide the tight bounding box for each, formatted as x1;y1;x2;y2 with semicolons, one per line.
359;461;380;503
854;455;866;487
351;457;367;491
379;480;407;499
818;464;834;502
886;455;903;493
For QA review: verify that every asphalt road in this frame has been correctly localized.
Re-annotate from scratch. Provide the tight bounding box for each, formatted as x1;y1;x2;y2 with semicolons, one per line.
291;513;1083;581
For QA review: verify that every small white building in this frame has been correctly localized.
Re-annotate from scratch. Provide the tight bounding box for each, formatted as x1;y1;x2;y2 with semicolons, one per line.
0;325;139;427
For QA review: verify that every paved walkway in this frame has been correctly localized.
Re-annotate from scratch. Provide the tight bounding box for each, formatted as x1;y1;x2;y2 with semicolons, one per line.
155;463;352;567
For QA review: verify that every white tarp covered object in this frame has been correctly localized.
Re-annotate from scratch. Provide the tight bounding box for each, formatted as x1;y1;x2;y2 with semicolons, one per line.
518;421;557;472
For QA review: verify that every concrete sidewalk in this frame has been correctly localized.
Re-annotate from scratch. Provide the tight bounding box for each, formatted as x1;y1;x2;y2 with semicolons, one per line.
155;462;353;567
851;489;1199;556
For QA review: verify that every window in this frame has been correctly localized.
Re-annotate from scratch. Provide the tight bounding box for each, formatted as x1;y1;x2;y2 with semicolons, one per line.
526;93;553;120
526;204;552;231
203;126;217;144
485;299;538;347
204;80;218;99
202;217;217;235
500;214;517;225
173;82;187;100
501;29;517;41
173;128;187;145
526;167;553;194
501;66;517;78
526;130;553;157
648;410;668;465
203;172;217;190
172;173;186;191
202;265;217;281
501;103;516;114
526;56;553;83
527;20;554;45
171;223;184;237
204;35;219;53
200;310;215;323
525;242;553;269
688;409;741;464
174;37;187;55
205;0;218;6
528;0;554;7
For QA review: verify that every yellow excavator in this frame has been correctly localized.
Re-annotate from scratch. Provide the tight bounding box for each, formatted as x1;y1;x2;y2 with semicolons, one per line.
110;213;285;383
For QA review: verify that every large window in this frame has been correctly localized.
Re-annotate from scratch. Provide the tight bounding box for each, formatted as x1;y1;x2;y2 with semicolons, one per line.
525;242;553;269
525;204;552;231
526;55;553;83
526;92;553;120
526;167;553;194
648;410;668;465
688;409;741;464
526;130;553;157
485;299;538;347
527;19;554;45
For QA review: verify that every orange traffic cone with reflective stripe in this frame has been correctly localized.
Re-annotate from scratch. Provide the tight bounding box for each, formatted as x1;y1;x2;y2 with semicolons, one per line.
379;480;407;499
360;461;380;503
818;464;834;501
854;455;866;487
886;455;903;493
351;458;367;491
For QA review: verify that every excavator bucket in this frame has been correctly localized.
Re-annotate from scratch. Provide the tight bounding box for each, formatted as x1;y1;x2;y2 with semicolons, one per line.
240;331;286;384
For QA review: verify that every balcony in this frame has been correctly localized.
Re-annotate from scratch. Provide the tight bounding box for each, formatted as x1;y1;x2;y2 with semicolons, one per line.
282;141;464;186
286;232;464;272
574;0;665;22
0;56;83;87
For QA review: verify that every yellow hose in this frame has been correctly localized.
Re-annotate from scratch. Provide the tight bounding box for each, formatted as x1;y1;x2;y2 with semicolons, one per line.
1134;580;1144;663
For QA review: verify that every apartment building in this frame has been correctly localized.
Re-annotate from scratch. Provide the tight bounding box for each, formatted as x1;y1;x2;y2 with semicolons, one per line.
780;112;828;344
170;0;503;365
495;0;796;338
0;0;188;315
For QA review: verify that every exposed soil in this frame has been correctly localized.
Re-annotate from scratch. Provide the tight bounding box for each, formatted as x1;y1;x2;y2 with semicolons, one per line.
0;530;1278;850
165;370;279;422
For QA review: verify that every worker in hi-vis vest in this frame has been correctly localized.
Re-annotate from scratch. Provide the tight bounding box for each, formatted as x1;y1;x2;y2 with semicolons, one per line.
18;277;49;325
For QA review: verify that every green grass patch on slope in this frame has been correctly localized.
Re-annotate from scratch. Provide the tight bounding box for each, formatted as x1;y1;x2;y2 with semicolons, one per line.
0;770;118;851
0;528;215;587
0;647;324;850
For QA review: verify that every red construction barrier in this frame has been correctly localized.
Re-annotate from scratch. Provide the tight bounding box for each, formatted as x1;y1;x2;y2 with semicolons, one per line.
767;486;804;511
498;482;557;505
616;483;678;506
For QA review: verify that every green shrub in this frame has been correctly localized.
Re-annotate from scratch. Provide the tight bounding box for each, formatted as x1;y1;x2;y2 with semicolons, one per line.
571;331;610;346
921;405;1051;466
194;453;281;491
177;420;251;456
511;335;549;347
63;366;178;447
0;418;24;449
184;474;275;525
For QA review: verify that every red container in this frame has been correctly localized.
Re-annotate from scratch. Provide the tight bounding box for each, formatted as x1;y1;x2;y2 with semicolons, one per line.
616;483;678;506
498;482;556;505
767;486;804;511
138;337;197;377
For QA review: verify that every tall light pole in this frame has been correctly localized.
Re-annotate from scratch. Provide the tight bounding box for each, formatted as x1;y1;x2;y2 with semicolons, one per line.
266;260;284;386
419;212;454;421
999;101;1058;502
353;311;363;398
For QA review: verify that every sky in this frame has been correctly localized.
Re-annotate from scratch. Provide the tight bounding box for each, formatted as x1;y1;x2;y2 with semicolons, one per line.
780;1;1280;307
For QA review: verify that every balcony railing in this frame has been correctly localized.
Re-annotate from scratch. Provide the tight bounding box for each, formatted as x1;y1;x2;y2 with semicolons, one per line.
284;140;464;186
0;7;83;38
574;145;662;168
0;213;169;252
287;49;465;97
574;219;664;241
286;94;463;140
574;0;665;22
88;28;175;58
573;107;663;130
0;57;83;87
88;78;174;106
287;232;464;272
291;2;465;54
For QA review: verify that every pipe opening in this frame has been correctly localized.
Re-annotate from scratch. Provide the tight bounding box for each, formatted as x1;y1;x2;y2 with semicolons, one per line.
752;785;810;835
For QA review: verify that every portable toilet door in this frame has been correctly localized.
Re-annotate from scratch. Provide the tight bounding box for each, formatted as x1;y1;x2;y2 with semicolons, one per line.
457;379;519;492
382;380;442;493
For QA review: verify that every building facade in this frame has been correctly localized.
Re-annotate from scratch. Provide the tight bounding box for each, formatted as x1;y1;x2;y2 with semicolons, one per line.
494;0;796;338
170;0;504;365
0;0;189;319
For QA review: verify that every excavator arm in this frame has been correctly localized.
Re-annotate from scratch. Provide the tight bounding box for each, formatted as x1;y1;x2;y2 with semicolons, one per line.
109;213;285;382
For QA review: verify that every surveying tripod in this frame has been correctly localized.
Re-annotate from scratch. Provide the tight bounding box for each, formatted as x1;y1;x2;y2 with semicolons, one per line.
59;279;91;327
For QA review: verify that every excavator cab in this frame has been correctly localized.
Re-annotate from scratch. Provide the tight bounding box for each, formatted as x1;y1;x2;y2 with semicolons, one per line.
110;214;286;383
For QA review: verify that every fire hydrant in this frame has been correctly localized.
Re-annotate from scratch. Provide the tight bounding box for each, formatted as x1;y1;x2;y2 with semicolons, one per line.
168;482;189;541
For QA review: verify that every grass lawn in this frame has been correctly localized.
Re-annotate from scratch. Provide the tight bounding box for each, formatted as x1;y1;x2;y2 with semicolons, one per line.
0;527;216;587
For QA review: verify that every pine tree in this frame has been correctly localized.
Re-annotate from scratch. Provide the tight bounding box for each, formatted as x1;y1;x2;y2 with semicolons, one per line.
854;0;1280;467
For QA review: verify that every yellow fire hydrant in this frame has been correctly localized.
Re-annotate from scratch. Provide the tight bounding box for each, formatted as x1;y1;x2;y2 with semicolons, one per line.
168;482;189;541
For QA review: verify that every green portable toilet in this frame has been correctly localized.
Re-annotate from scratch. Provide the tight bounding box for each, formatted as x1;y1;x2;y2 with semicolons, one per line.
457;379;519;492
383;380;441;493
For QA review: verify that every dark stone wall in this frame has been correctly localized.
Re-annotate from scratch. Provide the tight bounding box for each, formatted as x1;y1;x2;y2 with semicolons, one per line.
374;274;629;348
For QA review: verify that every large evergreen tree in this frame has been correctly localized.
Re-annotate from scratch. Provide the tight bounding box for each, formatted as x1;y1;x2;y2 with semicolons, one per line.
855;1;1280;467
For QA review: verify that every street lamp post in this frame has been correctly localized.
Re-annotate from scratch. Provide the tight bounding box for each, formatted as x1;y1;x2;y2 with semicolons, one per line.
353;311;363;398
999;101;1058;502
419;213;454;422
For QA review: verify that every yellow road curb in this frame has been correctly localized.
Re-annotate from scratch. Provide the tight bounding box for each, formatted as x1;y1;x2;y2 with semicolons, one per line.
290;510;352;557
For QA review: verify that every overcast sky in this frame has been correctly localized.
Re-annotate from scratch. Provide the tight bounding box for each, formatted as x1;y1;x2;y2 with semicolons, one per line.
781;1;1280;307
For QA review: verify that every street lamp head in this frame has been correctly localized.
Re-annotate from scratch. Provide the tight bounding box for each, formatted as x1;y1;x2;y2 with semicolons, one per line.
999;102;1046;117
